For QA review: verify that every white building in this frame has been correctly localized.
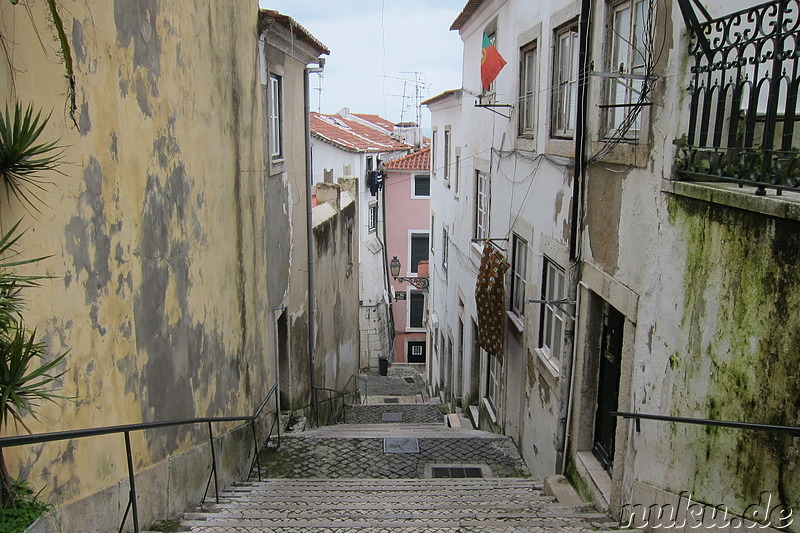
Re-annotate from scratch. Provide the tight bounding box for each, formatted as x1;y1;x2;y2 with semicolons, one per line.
310;110;414;368
429;0;800;526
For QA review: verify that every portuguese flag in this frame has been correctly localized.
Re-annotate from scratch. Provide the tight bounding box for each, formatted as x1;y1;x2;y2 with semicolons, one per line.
481;33;506;91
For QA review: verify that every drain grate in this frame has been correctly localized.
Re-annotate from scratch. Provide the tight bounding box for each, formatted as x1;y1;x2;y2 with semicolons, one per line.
383;397;400;404
432;466;484;478
382;412;403;422
403;377;416;384
384;438;419;454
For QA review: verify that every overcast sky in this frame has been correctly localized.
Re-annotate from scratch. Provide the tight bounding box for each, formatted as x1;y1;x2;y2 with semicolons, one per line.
258;0;466;132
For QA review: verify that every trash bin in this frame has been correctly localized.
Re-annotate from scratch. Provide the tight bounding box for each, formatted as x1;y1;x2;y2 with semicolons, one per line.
379;357;389;376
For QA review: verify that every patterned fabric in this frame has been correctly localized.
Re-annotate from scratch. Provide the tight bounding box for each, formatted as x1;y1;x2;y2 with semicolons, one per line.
475;241;509;359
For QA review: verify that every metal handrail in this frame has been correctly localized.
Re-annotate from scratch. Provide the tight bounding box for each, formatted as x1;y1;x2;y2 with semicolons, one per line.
0;382;280;533
612;411;800;436
310;374;365;428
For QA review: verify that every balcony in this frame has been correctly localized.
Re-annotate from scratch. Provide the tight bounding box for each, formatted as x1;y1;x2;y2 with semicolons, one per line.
676;0;800;195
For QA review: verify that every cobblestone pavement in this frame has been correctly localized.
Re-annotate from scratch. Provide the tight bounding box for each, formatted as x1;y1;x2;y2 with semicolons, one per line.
360;365;427;397
256;436;529;479
344;404;444;424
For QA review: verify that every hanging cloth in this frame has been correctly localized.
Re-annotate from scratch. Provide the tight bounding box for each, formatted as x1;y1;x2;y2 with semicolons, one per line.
474;240;509;360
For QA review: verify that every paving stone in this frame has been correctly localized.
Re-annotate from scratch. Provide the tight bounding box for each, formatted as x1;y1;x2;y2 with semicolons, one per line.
173;369;617;532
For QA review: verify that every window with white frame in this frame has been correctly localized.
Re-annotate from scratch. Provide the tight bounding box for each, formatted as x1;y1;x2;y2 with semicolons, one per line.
510;234;527;317
454;152;461;197
443;127;451;184
606;0;651;137
410;232;429;273
486;352;500;412
431;128;438;177
519;41;538;137
442;227;449;272
430;214;435;254
368;202;378;233
540;259;566;365
413;174;430;197
474;171;490;241
269;74;284;159
409;290;425;328
551;23;579;139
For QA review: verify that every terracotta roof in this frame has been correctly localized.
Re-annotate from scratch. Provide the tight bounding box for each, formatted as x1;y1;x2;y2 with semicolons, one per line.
383;147;431;171
353;114;396;131
450;0;486;31
311;112;413;153
259;10;330;55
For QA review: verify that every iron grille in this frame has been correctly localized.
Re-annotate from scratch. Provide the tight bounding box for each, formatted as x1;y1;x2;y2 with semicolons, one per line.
677;0;800;195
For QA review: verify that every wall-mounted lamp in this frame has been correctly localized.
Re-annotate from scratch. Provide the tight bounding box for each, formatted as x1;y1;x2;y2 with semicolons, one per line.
390;256;429;290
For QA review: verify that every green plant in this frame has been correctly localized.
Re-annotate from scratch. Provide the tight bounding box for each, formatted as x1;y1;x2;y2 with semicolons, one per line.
0;223;68;508
0;103;64;212
0;478;51;533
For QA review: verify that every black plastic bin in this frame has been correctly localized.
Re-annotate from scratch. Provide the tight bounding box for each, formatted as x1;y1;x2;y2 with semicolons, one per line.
379;358;389;376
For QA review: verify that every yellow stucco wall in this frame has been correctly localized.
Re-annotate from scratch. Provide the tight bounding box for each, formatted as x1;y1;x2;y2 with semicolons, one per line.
0;0;274;513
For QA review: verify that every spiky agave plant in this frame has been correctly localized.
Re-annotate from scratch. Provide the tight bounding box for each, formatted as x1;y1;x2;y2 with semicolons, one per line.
0;221;67;509
0;103;64;212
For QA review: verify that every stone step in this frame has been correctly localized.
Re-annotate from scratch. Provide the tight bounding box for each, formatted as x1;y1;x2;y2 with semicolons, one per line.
294;423;500;439
181;476;618;532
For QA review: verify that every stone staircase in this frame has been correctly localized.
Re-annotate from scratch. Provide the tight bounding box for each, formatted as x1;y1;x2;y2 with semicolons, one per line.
179;477;618;531
150;370;617;531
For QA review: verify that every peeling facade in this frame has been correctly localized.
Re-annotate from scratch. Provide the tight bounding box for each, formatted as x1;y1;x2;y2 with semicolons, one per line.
312;181;361;392
432;0;799;529
0;1;325;529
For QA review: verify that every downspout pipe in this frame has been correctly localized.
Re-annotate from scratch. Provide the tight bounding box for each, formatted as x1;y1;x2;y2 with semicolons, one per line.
556;0;591;474
305;58;325;415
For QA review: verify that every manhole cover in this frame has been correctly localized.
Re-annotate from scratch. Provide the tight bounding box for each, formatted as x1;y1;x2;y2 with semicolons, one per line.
383;397;400;404
384;438;419;454
403;377;416;384
432;466;484;478
382;412;403;422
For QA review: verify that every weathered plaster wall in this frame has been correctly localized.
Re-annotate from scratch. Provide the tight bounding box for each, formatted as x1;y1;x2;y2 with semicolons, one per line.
1;0;274;526
635;195;800;518
312;187;360;392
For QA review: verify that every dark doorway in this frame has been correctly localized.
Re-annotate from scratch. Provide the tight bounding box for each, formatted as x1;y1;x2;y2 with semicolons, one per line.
592;302;624;475
408;340;426;363
276;311;290;408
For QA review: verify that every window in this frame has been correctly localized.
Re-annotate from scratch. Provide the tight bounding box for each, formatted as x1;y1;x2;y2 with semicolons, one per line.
486;352;500;412
368;202;378;233
442;228;449;272
410;233;430;273
409;291;425;328
510;234;527;317
431;128;438;177
540;259;566;364
606;0;650;137
413;174;431;197
551;24;579;138
519;42;538;137
443;127;451;183
474;171;490;241
454;151;461;197
430;214;435;254
269;74;284;159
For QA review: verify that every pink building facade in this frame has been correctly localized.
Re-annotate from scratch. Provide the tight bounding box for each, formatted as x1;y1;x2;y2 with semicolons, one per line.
384;148;431;364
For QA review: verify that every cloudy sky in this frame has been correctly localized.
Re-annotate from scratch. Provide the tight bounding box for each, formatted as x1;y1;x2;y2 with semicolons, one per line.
258;0;467;132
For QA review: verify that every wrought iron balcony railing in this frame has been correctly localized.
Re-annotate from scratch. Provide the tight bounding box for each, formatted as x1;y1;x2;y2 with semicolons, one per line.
676;0;800;195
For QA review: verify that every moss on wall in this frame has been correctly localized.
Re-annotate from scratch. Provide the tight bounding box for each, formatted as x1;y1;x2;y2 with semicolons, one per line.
668;195;800;510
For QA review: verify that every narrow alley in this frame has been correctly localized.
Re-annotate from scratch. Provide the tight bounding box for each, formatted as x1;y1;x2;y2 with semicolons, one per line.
174;366;618;532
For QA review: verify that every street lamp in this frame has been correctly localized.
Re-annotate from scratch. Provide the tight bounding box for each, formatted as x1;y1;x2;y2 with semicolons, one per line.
389;256;429;290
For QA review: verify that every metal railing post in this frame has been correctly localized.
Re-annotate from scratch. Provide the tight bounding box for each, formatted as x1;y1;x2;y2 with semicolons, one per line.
250;420;261;482
208;422;219;503
123;431;139;533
